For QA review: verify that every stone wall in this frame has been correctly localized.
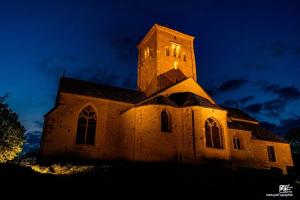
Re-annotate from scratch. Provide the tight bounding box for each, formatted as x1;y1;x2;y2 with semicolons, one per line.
228;128;294;174
41;92;133;160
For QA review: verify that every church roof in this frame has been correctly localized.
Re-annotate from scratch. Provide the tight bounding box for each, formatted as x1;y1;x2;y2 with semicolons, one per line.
228;121;287;143
168;92;222;109
58;77;146;104
222;106;258;122
138;92;222;109
140;95;179;107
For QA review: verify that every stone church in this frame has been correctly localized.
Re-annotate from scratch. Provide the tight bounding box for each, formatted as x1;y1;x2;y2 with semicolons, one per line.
41;24;293;174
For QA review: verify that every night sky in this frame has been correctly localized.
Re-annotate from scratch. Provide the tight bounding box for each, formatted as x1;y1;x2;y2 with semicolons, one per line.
1;0;300;152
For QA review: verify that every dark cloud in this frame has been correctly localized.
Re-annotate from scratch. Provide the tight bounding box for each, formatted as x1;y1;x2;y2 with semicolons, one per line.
261;116;300;135
239;96;255;104
221;100;239;108
260;121;278;132
245;82;300;116
219;79;248;92
280;116;300;131
264;85;300;100
262;98;285;117
243;96;296;117
23;131;41;153
244;103;263;114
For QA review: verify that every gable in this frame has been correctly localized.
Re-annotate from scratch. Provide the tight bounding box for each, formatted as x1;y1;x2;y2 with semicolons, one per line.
158;78;216;104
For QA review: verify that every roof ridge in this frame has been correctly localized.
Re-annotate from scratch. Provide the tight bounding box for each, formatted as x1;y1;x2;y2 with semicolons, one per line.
60;77;142;94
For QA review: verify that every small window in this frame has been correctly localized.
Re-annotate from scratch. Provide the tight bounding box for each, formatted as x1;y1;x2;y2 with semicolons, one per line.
267;146;276;162
165;47;170;56
161;110;172;133
183;54;186;61
233;137;241;150
144;47;150;60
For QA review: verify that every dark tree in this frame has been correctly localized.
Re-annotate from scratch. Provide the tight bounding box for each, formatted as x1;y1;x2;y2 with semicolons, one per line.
285;127;300;154
0;94;25;163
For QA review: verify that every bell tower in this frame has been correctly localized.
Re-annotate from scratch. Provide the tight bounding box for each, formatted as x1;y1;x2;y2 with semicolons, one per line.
137;24;197;96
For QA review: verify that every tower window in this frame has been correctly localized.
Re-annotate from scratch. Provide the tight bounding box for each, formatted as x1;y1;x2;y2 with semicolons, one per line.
267;146;276;162
171;43;181;58
233;137;241;150
144;47;150;60
205;118;223;149
76;106;97;145
161;110;172;133
165;47;170;56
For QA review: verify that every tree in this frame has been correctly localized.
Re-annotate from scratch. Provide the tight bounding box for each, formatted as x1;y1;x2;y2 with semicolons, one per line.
285;127;300;154
0;94;25;163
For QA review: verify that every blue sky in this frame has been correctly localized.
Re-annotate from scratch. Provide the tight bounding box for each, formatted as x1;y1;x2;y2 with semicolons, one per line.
0;0;300;152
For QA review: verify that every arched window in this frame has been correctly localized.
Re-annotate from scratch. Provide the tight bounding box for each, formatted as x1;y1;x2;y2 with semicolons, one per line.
76;106;97;145
161;110;171;132
205;118;223;149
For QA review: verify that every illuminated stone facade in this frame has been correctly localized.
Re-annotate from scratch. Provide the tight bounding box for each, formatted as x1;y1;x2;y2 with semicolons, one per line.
41;24;293;174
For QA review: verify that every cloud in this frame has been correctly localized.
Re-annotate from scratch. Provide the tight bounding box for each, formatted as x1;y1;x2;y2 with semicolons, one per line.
221;100;239;108
261;116;300;135
244;103;263;114
23;131;41;153
263;84;300;100
239;96;254;104
243;96;298;117
244;99;284;117
219;79;248;92
243;82;300;116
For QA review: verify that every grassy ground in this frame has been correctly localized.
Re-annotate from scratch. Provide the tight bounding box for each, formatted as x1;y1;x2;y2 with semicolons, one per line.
0;161;299;198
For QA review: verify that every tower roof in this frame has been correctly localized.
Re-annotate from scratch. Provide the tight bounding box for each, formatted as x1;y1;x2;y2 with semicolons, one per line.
137;24;195;48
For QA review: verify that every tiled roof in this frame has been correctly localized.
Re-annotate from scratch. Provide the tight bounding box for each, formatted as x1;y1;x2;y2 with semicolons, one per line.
222;106;258;122
59;77;146;104
139;92;222;109
228;121;287;143
139;95;178;107
168;92;222;109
